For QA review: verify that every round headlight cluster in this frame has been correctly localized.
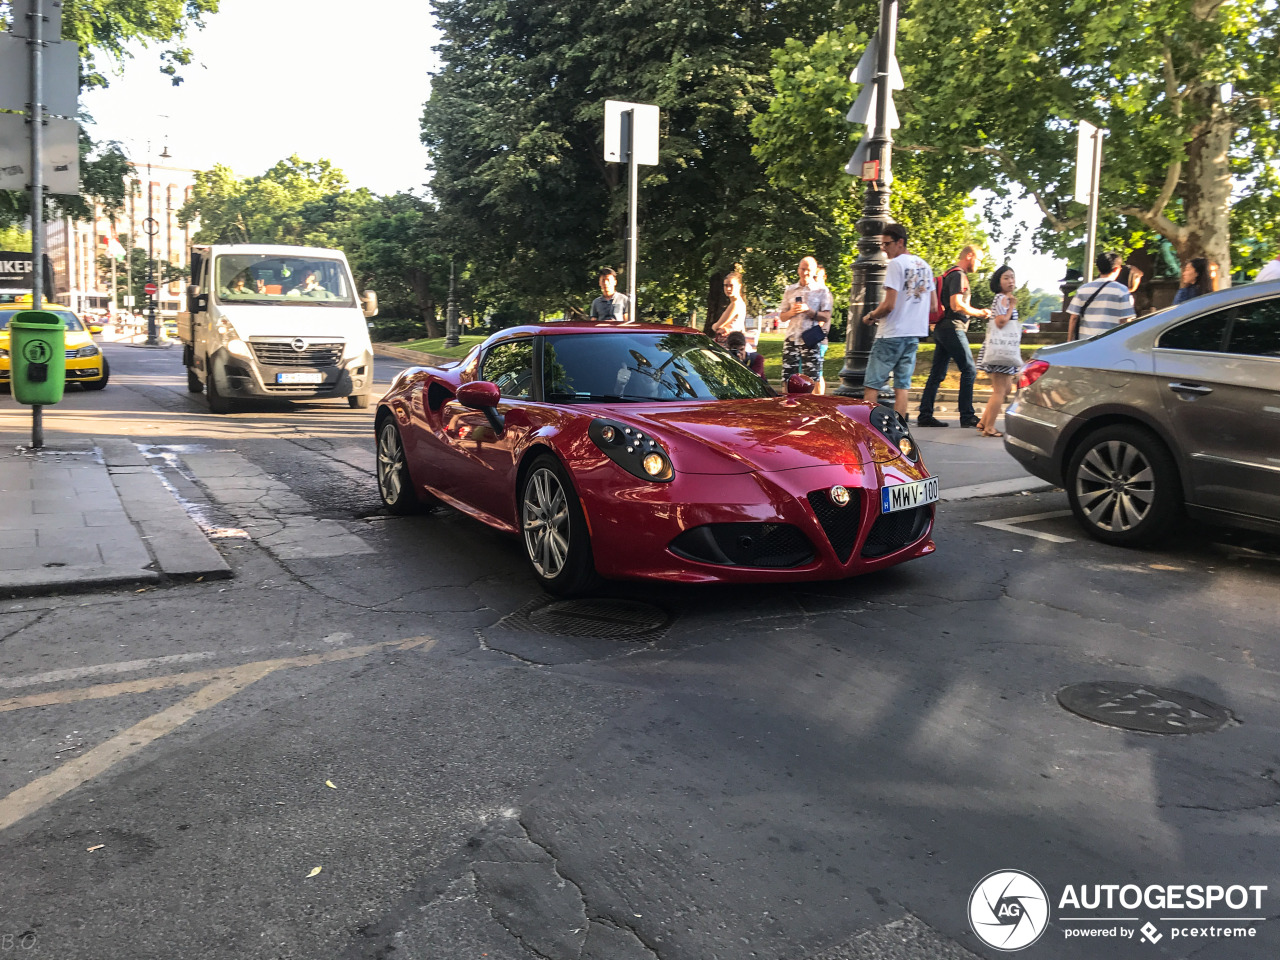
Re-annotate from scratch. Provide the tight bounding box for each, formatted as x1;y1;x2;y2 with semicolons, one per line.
588;418;675;482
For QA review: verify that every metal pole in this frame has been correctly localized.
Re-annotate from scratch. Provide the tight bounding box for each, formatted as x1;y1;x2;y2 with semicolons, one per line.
625;109;638;323
836;0;898;396
146;153;158;345
1082;128;1102;283
27;0;46;448
445;260;459;347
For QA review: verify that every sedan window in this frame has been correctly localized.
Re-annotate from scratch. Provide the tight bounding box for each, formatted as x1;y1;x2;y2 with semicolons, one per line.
481;339;536;398
1158;310;1230;353
1226;298;1280;358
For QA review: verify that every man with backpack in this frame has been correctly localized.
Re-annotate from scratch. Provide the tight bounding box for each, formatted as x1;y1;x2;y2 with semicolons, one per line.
1066;251;1135;341
916;245;990;428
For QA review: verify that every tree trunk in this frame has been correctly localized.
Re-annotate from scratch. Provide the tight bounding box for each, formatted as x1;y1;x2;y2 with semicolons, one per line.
409;267;442;337
705;271;727;337
1178;91;1234;286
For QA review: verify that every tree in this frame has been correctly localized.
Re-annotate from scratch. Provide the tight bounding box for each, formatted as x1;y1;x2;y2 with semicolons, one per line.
899;0;1280;279
751;26;988;283
422;0;875;323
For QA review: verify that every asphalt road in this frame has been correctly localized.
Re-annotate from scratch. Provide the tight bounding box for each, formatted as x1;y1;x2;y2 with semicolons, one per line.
1;341;1278;960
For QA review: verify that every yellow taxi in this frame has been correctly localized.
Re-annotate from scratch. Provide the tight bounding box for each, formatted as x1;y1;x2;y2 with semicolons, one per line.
0;299;109;392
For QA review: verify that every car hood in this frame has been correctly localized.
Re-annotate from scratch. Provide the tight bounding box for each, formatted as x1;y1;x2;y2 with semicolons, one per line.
0;329;92;349
217;304;371;344
602;396;903;474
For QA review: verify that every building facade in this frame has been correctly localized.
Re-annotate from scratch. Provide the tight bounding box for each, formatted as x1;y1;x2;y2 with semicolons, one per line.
45;161;198;317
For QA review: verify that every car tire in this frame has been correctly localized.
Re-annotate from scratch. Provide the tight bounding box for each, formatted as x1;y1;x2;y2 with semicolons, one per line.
206;359;233;414
376;417;432;514
348;393;371;409
519;453;601;597
82;357;109;391
1066;424;1182;546
187;366;203;393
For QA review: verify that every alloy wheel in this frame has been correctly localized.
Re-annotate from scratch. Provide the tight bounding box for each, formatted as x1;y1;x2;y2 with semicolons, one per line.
523;467;570;579
377;422;405;505
1074;439;1156;533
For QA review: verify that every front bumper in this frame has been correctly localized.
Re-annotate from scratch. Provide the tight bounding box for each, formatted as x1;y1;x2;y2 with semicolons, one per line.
577;457;936;584
0;356;103;384
209;345;373;400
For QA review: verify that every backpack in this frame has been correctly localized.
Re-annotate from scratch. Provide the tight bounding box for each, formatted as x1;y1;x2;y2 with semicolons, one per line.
929;266;963;328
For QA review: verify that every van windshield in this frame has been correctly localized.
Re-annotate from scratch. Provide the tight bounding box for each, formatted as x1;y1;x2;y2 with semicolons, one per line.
213;255;355;307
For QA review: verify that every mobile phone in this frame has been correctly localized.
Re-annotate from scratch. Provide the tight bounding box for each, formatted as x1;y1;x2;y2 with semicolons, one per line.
794;296;803;303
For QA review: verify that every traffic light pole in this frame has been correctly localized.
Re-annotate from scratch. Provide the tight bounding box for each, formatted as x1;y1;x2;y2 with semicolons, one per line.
27;0;46;447
835;0;899;397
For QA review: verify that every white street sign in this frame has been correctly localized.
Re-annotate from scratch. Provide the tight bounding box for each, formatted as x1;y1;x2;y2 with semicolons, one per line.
846;83;900;129
849;36;904;89
603;100;659;165
0;112;80;194
1074;120;1104;204
6;0;63;40
0;33;80;116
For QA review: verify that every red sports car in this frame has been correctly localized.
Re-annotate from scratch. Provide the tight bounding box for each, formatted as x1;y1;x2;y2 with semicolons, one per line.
375;322;937;595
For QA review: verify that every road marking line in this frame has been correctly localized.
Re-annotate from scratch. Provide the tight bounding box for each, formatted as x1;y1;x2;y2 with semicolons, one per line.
975;509;1076;543
0;637;436;833
0;651;219;689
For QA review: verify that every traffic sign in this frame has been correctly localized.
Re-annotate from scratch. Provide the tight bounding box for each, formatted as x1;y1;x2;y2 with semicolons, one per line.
144;282;158;296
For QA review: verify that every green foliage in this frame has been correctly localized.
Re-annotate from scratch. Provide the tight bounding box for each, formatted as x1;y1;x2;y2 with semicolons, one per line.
0;225;31;250
898;0;1280;272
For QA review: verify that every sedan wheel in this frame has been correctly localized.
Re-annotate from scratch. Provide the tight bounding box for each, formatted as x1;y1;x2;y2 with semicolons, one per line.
376;418;428;514
1066;424;1181;546
520;454;600;596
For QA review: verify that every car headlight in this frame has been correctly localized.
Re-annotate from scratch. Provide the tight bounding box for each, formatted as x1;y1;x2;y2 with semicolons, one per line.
75;344;100;358
0;348;8;359
589;418;674;482
868;405;919;462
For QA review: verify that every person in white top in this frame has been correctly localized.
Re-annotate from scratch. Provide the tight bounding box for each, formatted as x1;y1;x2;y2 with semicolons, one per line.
860;223;939;418
1255;255;1280;283
712;271;746;343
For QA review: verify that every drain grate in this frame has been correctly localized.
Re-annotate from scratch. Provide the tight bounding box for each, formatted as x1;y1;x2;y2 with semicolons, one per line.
1057;681;1235;735
495;598;671;641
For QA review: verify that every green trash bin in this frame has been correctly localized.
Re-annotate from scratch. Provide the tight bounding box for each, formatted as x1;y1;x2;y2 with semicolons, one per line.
10;310;66;405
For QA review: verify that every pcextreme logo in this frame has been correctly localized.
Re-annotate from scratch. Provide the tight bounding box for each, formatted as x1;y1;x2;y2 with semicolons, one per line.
968;870;1269;950
969;870;1050;951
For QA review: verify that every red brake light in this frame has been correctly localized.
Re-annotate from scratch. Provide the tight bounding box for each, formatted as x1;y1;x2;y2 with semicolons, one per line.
1018;359;1050;389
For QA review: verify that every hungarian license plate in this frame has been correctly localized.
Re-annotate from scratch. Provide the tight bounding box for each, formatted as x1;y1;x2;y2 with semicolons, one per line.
881;476;939;514
276;372;323;385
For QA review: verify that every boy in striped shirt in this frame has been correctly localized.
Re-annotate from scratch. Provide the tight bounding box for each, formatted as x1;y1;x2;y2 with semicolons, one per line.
1067;251;1136;341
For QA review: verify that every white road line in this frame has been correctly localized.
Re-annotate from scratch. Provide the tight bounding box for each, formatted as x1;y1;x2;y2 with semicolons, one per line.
975;509;1076;542
0;651;218;689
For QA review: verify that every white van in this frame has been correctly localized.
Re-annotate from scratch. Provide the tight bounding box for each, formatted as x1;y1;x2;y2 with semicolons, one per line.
178;244;377;413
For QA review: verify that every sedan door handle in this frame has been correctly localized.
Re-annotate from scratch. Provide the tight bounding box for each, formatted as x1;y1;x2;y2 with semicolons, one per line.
1168;381;1213;396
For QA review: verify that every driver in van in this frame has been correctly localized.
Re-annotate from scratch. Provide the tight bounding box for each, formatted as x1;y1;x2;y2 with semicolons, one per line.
221;272;254;297
288;270;328;297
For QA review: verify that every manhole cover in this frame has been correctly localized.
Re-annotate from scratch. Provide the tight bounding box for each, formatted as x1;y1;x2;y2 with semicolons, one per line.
1057;681;1235;734
525;598;671;639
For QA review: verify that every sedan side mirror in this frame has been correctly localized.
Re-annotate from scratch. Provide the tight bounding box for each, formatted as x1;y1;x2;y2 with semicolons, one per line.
361;290;379;318
786;374;815;395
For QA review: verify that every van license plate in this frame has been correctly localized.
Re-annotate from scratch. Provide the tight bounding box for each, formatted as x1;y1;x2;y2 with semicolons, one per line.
881;477;939;514
277;372;323;384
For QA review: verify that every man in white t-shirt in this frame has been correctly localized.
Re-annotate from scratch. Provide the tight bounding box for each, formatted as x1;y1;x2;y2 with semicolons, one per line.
860;223;939;418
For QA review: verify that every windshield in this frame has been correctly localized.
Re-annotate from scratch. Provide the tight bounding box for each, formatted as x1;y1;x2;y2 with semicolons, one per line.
213;255;355;307
0;309;84;332
543;332;774;402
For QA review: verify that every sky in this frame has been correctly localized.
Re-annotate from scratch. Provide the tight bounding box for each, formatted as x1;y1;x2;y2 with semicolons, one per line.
80;0;1066;292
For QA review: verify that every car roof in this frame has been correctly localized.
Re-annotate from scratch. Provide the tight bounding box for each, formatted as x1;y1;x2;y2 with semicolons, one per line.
484;321;701;346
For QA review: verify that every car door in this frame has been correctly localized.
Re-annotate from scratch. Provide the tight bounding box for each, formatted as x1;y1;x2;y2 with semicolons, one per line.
1153;294;1280;520
440;337;538;524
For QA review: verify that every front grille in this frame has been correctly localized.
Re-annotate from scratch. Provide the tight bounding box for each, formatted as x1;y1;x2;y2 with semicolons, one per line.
64;349;78;359
249;340;343;367
861;505;931;558
670;523;813;568
262;383;338;395
806;489;862;562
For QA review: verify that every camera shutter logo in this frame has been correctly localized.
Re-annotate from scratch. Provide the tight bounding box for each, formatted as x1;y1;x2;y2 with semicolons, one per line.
969;870;1049;951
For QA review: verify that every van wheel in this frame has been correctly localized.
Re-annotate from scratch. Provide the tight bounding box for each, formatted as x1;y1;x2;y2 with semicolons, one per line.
187;366;203;393
206;359;233;414
348;393;371;409
1066;424;1181;546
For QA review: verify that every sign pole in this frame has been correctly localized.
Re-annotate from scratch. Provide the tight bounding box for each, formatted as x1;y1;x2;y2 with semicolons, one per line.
625;109;638;323
1083;127;1102;282
27;0;45;448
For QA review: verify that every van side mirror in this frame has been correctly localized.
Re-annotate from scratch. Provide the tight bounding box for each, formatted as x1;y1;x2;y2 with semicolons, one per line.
187;284;208;313
361;291;379;318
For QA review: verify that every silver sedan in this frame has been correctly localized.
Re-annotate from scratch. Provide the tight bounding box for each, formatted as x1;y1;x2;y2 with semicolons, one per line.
1004;281;1280;545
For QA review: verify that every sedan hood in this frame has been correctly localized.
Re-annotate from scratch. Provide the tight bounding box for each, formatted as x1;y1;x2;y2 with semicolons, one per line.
606;396;903;474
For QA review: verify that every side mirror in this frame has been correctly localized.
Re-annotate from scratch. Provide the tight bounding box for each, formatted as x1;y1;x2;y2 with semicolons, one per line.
456;380;504;435
786;374;815;395
457;381;501;409
361;290;379;318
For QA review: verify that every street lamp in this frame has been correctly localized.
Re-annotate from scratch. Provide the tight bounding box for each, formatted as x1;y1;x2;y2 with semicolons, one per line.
144;141;170;346
445;260;460;347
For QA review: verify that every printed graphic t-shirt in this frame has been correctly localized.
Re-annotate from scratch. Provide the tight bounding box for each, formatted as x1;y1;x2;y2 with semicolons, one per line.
877;254;934;339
